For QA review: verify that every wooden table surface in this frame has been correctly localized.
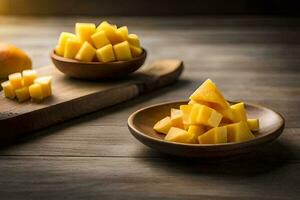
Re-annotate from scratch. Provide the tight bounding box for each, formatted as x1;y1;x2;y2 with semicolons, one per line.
0;16;299;200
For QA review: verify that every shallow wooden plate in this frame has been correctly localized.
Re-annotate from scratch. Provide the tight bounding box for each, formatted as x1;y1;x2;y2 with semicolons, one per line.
128;101;285;158
51;48;147;79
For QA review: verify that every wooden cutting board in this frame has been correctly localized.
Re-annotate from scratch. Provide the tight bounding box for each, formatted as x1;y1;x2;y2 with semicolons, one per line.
0;59;183;145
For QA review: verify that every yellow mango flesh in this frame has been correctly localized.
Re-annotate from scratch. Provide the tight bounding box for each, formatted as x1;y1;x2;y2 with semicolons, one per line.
190;79;229;109
189;104;222;127
198;126;227;144
170;108;184;129
153;116;172;134
180;104;193;125
8;72;23;89
64;38;82;59
100;22;124;45
128;34;141;47
15;86;30;102
188;125;206;140
230;102;247;122
22;69;37;86
55;32;76;56
165;127;195;144
34;76;52;98
117;26;129;40
130;45;143;57
225;121;255;143
75;42;96;62
96;44;116;63
75;23;96;44
113;41;132;61
29;83;44;101
1;81;15;99
247;118;259;131
91;30;111;49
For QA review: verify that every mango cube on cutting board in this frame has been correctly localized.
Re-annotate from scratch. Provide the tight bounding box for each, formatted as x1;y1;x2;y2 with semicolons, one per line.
153;79;259;145
2;70;52;103
54;20;143;62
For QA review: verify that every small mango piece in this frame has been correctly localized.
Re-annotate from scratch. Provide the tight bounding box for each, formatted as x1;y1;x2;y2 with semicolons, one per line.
165;127;195;144
8;72;23;89
55;32;76;56
75;23;96;44
128;34;141;47
15;86;30;102
153;116;172;134
189;104;223;127
198;126;227;144
170;108;184;129
96;44;116;63
75;41;96;62
247;119;259;131
29;83;44;101
231;102;247;122
91;30;111;49
99;22;124;44
64;38;82;59
34;76;52;98
130;45;143;57
117;26;129;40
1;81;15;99
188;125;206;140
225;121;255;143
113;41;132;61
22;69;37;86
180;104;193;125
190;79;229;110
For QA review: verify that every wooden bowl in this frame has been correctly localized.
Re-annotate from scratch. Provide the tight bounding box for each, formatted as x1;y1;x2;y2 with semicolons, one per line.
128;100;285;158
51;49;147;79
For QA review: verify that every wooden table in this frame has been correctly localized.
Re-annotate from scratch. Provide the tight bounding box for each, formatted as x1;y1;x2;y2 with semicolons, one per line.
0;16;299;199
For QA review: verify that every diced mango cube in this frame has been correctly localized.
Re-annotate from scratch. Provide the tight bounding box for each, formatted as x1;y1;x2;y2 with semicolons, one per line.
64;38;82;59
130;45;143;57
22;69;37;86
180;104;193;125
231;102;247;122
170;108;184;129
55;32;76;56
225;121;255;143
128;34;141;47
29;83;44;101
96;44;116;63
75;23;96;44
113;41;132;61
8;72;23;89
117;26;129;40
165;127;195;144
216;107;236;123
188;125;206;140
153;116;172;134
247;118;259;131
34;76;52;98
91;30;111;49
15;86;30;102
96;21;111;31
190;79;229;109
198;126;227;144
99;22;124;44
189;104;222;127
1;81;15;99
75;41;96;62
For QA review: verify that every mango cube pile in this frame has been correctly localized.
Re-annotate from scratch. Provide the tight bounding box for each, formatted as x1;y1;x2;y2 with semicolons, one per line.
1;70;52;102
153;79;259;144
55;21;143;62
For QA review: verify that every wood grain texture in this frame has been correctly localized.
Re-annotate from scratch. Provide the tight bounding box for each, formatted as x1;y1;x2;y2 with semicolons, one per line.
0;16;299;199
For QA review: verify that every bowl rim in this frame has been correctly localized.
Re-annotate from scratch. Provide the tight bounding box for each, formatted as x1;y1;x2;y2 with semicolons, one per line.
127;100;285;149
51;48;147;65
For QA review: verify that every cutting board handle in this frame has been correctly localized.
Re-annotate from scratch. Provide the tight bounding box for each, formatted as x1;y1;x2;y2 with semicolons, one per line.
0;59;184;145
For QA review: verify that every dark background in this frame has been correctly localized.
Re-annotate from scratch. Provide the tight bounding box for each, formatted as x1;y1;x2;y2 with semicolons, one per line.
0;0;299;16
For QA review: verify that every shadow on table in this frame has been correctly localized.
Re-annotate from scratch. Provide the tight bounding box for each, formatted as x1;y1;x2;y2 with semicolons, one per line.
138;140;294;177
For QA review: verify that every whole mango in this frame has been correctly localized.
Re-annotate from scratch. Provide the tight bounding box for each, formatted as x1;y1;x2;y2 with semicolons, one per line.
0;43;32;79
